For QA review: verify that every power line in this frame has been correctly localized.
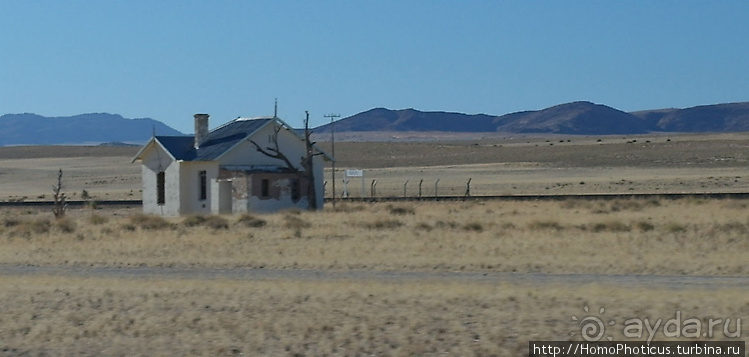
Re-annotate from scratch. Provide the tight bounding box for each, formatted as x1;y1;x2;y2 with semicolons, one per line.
324;113;341;208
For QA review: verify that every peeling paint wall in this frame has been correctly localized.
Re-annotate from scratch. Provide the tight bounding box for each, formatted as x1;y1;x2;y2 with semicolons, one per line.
217;169;310;213
247;173;310;213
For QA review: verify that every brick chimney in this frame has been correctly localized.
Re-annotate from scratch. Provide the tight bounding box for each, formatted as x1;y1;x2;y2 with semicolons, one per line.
194;114;209;149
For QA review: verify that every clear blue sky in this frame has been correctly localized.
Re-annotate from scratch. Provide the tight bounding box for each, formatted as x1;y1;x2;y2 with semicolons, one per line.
1;1;748;133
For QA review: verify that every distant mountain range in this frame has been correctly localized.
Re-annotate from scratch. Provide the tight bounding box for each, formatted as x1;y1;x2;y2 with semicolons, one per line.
315;101;749;135
0;113;183;146
3;101;749;146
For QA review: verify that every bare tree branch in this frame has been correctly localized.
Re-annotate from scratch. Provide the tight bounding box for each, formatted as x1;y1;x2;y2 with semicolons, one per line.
249;123;298;172
248;118;321;210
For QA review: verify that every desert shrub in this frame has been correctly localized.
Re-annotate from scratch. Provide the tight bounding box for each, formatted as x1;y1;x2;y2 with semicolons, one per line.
528;220;563;231
333;203;367;212
121;224;136;232
463;222;484;232
89;214;108;225
634;220;655;232
204;215;229;230
282;207;303;216
3;217;20;228
183;215;208;227
237;214;267;228
609;199;643;212
591;220;630;233
388;205;415;215
55;217;77;233
716;221;746;234
415;222;433;232
500;222;516;230
15;218;52;235
284;215;311;230
645;198;661;207
559;199;591;210
435;221;459;229
182;215;228;229
664;222;687;233
362;219;403;230
129;214;171;230
283;215;310;238
32;218;51;233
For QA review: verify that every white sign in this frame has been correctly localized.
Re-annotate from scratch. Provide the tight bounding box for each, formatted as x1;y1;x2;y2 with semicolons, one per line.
345;169;363;177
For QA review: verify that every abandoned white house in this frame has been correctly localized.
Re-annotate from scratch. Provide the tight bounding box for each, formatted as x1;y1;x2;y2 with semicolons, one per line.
132;114;332;216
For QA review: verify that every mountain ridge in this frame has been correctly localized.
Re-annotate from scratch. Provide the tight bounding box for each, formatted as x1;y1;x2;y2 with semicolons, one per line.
315;101;749;135
4;100;749;146
0;113;183;146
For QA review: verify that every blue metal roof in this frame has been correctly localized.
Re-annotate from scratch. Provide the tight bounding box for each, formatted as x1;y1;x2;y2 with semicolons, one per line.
154;135;195;160
155;118;273;161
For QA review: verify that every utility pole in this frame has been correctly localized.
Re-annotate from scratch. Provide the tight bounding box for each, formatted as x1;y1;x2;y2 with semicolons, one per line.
324;113;341;208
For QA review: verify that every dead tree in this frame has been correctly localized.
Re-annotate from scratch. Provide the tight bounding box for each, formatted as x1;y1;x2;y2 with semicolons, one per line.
249;113;323;210
300;111;323;210
52;169;66;219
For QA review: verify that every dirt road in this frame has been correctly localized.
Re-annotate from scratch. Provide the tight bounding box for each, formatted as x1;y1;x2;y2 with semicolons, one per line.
2;264;748;289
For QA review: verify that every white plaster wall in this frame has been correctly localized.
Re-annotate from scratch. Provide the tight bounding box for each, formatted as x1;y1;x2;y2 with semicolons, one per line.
210;179;220;215
140;144;181;216
219;124;307;170
211;180;233;215
179;161;218;215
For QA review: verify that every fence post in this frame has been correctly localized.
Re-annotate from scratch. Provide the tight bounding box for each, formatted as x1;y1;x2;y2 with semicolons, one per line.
434;178;440;197
418;179;423;197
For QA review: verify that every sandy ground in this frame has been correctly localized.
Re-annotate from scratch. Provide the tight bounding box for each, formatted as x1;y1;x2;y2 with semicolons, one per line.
0;156;139;201
4;132;749;200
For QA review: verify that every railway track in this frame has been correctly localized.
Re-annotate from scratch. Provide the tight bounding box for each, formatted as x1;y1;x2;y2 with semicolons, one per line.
0;200;142;208
2;191;749;208
333;191;749;202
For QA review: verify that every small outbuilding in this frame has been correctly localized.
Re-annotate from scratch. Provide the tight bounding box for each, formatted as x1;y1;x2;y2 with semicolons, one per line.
132;114;332;216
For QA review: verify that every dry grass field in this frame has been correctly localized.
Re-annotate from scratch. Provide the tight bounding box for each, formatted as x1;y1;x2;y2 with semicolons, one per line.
0;198;747;275
0;199;747;355
1;135;748;355
0;274;745;356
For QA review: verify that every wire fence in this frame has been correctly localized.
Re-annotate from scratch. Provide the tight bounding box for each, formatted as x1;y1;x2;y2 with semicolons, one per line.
323;177;480;199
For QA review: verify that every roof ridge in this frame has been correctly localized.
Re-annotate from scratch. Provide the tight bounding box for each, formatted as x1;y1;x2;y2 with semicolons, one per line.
209;116;274;133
